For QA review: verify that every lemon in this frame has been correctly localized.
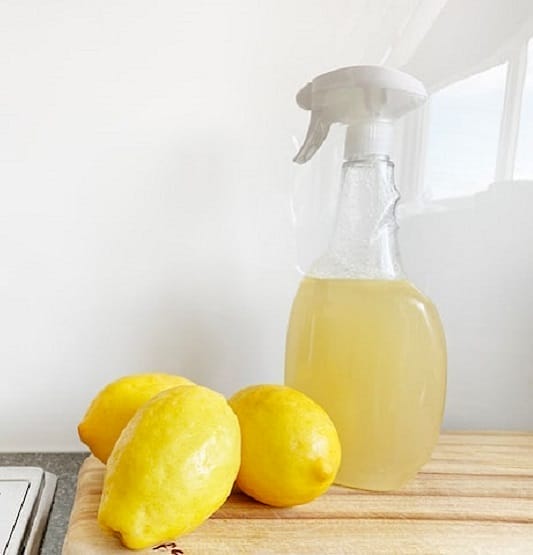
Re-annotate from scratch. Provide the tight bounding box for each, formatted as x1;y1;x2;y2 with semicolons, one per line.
78;373;192;463
98;384;241;550
229;384;341;507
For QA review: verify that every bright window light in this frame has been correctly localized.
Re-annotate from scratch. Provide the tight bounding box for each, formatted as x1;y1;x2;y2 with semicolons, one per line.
424;63;507;200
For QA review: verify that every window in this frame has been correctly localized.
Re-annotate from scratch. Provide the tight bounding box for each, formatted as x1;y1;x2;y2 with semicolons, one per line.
514;38;533;180
398;32;533;204
423;64;507;200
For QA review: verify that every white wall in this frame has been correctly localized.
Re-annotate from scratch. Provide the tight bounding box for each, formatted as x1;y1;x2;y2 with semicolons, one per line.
0;1;531;451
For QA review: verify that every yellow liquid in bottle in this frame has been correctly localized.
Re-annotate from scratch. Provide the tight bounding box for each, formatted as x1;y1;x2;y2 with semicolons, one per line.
285;278;446;490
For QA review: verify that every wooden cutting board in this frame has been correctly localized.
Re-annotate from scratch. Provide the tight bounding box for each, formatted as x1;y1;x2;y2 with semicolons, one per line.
63;432;533;554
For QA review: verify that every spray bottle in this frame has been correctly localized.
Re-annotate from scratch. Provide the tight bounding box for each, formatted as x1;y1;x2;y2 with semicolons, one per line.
285;66;447;490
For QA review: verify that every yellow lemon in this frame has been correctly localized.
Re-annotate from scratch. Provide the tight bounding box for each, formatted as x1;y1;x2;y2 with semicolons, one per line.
229;384;341;507
98;384;241;550
78;373;192;463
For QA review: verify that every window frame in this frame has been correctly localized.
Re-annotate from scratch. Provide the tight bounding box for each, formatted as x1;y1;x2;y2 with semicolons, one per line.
398;37;530;204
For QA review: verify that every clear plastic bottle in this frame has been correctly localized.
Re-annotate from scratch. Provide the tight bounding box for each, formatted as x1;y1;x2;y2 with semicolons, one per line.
284;66;447;491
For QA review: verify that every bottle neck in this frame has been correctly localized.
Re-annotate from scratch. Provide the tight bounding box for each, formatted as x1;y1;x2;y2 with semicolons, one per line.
309;155;404;280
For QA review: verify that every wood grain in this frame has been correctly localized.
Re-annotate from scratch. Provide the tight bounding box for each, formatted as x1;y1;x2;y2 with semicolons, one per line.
62;432;533;554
